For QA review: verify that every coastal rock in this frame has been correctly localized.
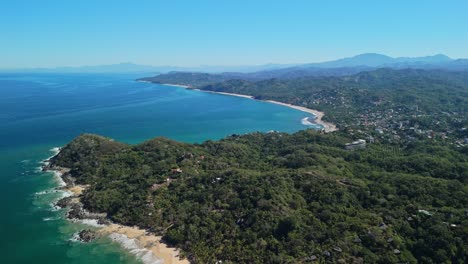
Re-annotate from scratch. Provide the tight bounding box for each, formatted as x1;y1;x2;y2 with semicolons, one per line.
67;202;107;222
97;217;111;225
61;173;75;187
77;229;97;242
68;203;86;219
56;196;73;208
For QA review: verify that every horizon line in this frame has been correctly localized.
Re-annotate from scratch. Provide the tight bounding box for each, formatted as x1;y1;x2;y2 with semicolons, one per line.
1;52;465;70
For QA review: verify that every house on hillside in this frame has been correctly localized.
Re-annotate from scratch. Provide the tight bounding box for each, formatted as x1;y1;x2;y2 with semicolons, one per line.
345;139;366;150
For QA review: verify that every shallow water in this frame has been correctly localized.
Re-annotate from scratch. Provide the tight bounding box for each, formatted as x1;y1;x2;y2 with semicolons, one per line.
0;73;318;263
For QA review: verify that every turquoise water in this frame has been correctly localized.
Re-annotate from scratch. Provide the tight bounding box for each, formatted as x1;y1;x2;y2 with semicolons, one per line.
0;73;317;264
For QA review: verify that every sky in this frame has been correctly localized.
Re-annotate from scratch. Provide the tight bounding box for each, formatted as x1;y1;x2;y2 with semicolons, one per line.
1;0;467;68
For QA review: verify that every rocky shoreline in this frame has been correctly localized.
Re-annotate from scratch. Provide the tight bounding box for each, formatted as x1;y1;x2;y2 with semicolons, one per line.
42;161;103;242
42;149;188;263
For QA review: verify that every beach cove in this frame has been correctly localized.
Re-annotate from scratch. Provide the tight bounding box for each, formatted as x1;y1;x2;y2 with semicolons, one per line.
42;156;189;264
159;83;337;132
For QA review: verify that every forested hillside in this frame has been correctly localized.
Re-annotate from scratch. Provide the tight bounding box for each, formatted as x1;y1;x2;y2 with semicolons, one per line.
51;132;468;263
144;69;468;145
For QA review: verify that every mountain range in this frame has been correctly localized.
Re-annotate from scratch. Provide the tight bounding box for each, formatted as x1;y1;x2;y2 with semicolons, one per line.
139;53;468;86
2;53;468;74
0;62;293;74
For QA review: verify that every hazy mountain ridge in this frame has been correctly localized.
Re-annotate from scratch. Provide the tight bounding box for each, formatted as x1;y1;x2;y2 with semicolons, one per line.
145;68;468;146
0;62;294;74
3;53;467;74
139;53;468;85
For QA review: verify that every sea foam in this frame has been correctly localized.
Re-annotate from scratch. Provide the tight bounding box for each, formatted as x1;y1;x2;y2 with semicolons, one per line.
35;189;60;195
69;232;81;243
76;219;105;228
53;171;67;187
43;217;60;221
301;116;315;126
109;233;163;264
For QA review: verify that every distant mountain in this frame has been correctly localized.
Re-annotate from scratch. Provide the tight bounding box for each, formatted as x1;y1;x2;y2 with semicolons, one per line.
0;63;162;74
302;53;454;68
141;53;468;85
58;63;161;73
394;54;452;64
3;53;467;75
306;53;395;68
0;63;295;74
247;53;467;79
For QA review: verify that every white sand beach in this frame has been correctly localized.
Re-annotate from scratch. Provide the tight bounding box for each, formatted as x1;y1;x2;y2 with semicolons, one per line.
264;100;337;132
100;224;189;264
161;83;337;132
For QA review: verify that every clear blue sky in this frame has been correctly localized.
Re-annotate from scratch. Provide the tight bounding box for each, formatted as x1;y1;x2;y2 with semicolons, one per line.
1;0;467;68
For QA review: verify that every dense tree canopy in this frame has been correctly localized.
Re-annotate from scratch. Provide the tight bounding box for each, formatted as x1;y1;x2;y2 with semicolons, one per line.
51;132;467;263
142;69;468;144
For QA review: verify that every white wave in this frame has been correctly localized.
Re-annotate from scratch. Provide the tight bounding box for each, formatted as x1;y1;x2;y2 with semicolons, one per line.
76;219;105;228
41;146;62;164
43;217;60;221
21;159;30;163
35;189;59;195
53;171;67;187
49;147;61;154
301;117;315;126
109;233;163;264
59;190;73;198
69;232;81;242
46;190;72;211
301;117;324;129
49;203;61;211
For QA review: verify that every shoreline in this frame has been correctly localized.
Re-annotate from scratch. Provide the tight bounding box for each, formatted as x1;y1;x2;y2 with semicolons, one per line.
42;151;189;264
100;224;188;264
160;83;337;132
161;83;191;88
264;100;337;132
39;85;336;262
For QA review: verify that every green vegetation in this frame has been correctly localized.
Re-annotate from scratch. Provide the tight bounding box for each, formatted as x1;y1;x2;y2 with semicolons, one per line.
52;68;468;262
140;72;236;87
51;132;467;263
144;69;468;145
200;69;467;138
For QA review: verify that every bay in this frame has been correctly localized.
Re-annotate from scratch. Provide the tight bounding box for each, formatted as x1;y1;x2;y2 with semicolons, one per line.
0;73;318;264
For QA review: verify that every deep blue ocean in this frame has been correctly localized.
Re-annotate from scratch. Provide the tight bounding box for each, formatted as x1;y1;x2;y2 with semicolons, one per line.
0;73;318;263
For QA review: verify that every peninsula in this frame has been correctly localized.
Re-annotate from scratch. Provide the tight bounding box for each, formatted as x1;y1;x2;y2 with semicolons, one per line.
45;131;467;263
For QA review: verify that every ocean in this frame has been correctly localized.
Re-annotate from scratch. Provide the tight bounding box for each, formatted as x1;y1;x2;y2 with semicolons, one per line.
0;73;319;264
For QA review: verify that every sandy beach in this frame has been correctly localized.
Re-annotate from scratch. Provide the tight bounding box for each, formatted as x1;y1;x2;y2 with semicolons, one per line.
100;224;189;264
163;84;255;99
45;162;189;264
162;83;191;88
44;83;336;263
264;100;337;132
160;83;337;132
66;185;86;196
67;186;188;263
203;90;254;99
